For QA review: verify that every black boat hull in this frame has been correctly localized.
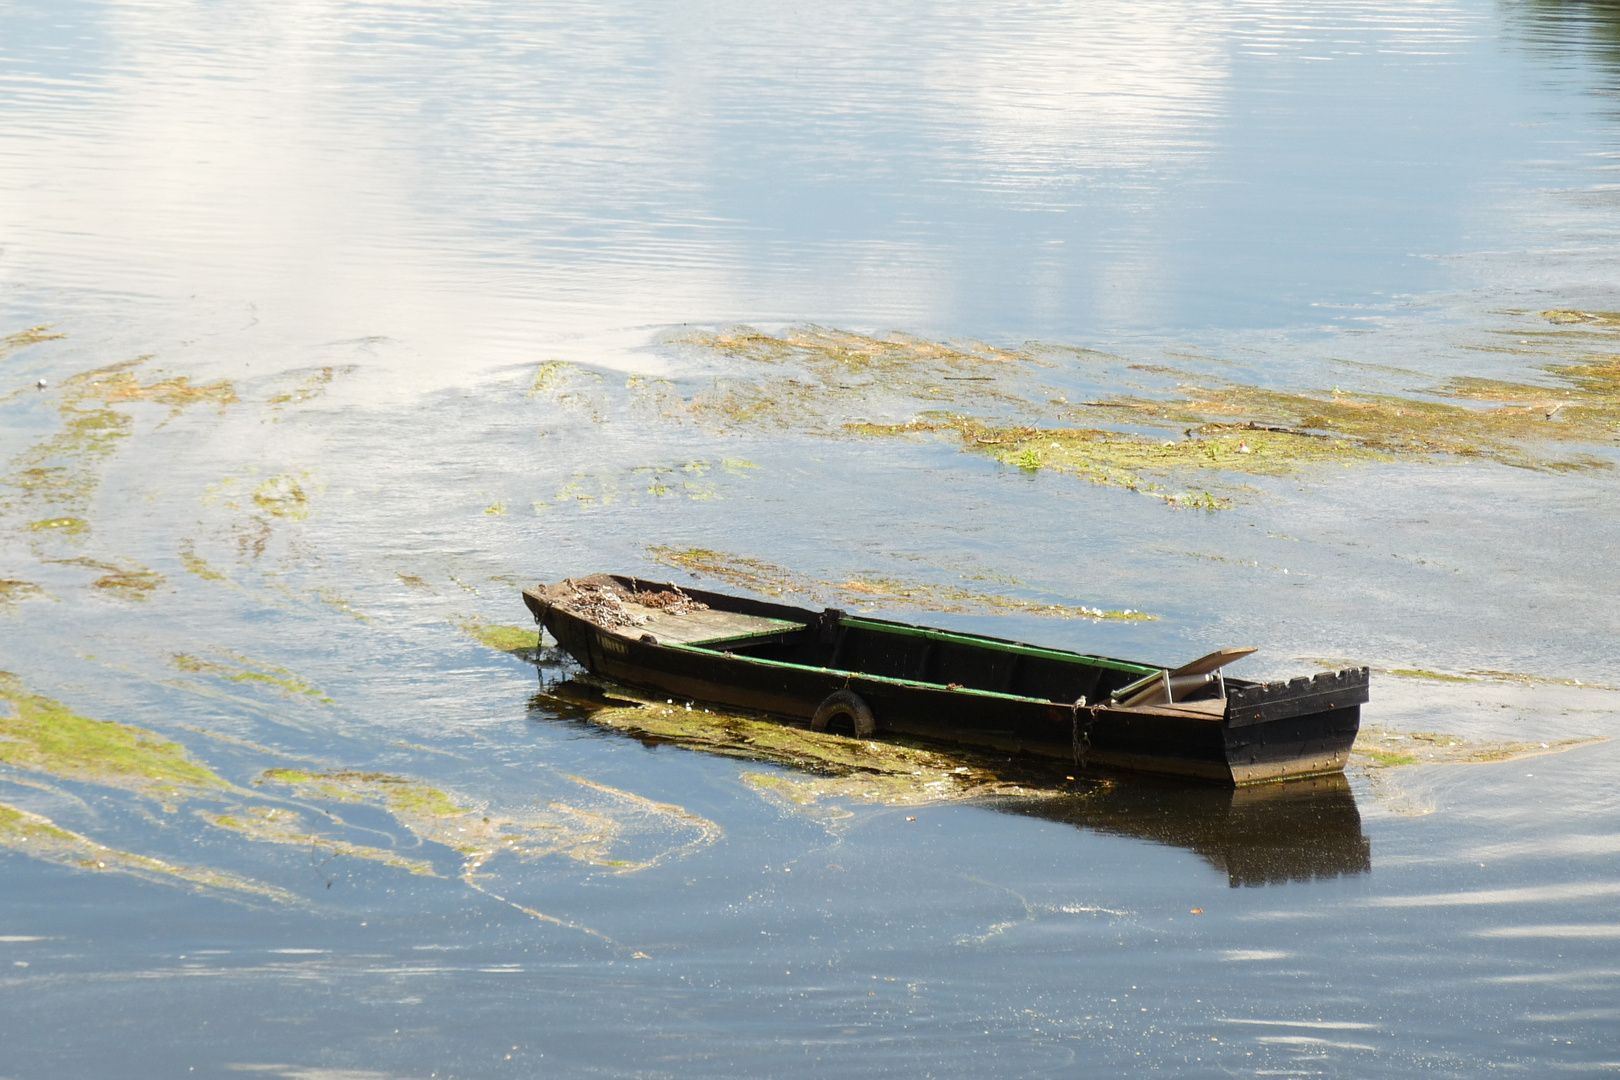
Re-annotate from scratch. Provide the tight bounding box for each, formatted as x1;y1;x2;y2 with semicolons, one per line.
524;577;1366;786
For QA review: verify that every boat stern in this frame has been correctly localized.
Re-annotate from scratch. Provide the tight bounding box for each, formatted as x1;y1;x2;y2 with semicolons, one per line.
1222;667;1369;784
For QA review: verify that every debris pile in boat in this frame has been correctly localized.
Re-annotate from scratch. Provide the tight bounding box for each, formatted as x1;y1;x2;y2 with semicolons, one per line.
547;576;712;628
553;579;648;629
631;586;708;615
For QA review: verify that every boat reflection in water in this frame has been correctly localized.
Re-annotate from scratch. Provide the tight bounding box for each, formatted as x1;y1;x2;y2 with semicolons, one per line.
1000;773;1371;888
529;679;1371;889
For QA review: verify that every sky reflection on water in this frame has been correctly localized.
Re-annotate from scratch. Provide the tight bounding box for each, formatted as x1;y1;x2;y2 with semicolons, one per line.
2;0;1620;375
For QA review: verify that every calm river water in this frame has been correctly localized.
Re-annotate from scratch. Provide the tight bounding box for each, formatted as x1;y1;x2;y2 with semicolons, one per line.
2;0;1619;1076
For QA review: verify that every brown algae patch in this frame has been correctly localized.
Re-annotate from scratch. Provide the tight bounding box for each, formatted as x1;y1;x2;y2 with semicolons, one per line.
668;325;1042;433
59;361;238;414
0;672;227;798
251;474;311;519
1386;668;1477;684
1540;308;1620;327
1351;725;1606;769
258;767;718;875
171;653;332;704
0;801;296;902
1;325;66;358
45;556;164;600
459;620;542;655
650;546;1154;620
203;805;435;875
177;539;226;581
267;365;352;409
0;578;45;605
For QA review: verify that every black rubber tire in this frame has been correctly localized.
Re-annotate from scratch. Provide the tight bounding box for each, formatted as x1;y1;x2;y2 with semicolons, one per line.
811;690;875;738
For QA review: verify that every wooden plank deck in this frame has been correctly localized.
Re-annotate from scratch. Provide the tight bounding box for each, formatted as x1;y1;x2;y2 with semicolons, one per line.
607;607;804;645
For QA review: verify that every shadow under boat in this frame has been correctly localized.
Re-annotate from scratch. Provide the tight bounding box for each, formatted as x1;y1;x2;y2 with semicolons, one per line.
529;678;1372;889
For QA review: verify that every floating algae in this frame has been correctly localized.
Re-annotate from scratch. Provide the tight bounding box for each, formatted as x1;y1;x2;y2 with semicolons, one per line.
258;767;719;876
24;516;89;537
0;676;497;892
2;358;236;533
1539;308;1620;327
58;360;238;415
532;459;754;511
649;546;1154;621
0;675;312;893
200;471;319;563
262;768;468;818
177;539;226;581
45;556;164;601
0;802;296;903
0;325;65;358
171;652;332;704
537;683;1071;809
0;672;226;799
5;408;131;522
1305;659;1618;692
266;365;351;409
0;579;45;605
530;361;609;422
1350;725;1606;769
665;325;1043;434
1088;383;1615;473
251;473;311;519
459;620;542;656
660;323;1620;508
202;805;435;876
1386;668;1477;684
848;418;1375;508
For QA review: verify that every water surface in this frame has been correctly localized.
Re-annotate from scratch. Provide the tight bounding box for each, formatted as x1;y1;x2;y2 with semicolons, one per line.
1;0;1619;1076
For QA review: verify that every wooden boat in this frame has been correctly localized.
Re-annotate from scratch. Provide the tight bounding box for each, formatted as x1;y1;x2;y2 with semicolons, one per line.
521;574;1369;786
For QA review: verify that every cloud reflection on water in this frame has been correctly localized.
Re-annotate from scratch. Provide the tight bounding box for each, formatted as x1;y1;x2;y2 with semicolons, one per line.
10;0;1606;388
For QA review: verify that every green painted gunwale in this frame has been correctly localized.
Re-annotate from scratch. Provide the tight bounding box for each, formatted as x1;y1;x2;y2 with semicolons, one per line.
667;614;1161;705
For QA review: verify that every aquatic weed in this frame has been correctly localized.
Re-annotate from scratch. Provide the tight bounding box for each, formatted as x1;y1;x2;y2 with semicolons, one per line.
2;358;236;531
171;652;332;703
459;620;542;655
203;805;435;875
0;672;226;796
46;556;163;600
538;686;1071;807
0;579;45;604
0;801;296;901
1351;725;1606;769
669;323;1620;505
267;365;351;409
0;325;66;358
